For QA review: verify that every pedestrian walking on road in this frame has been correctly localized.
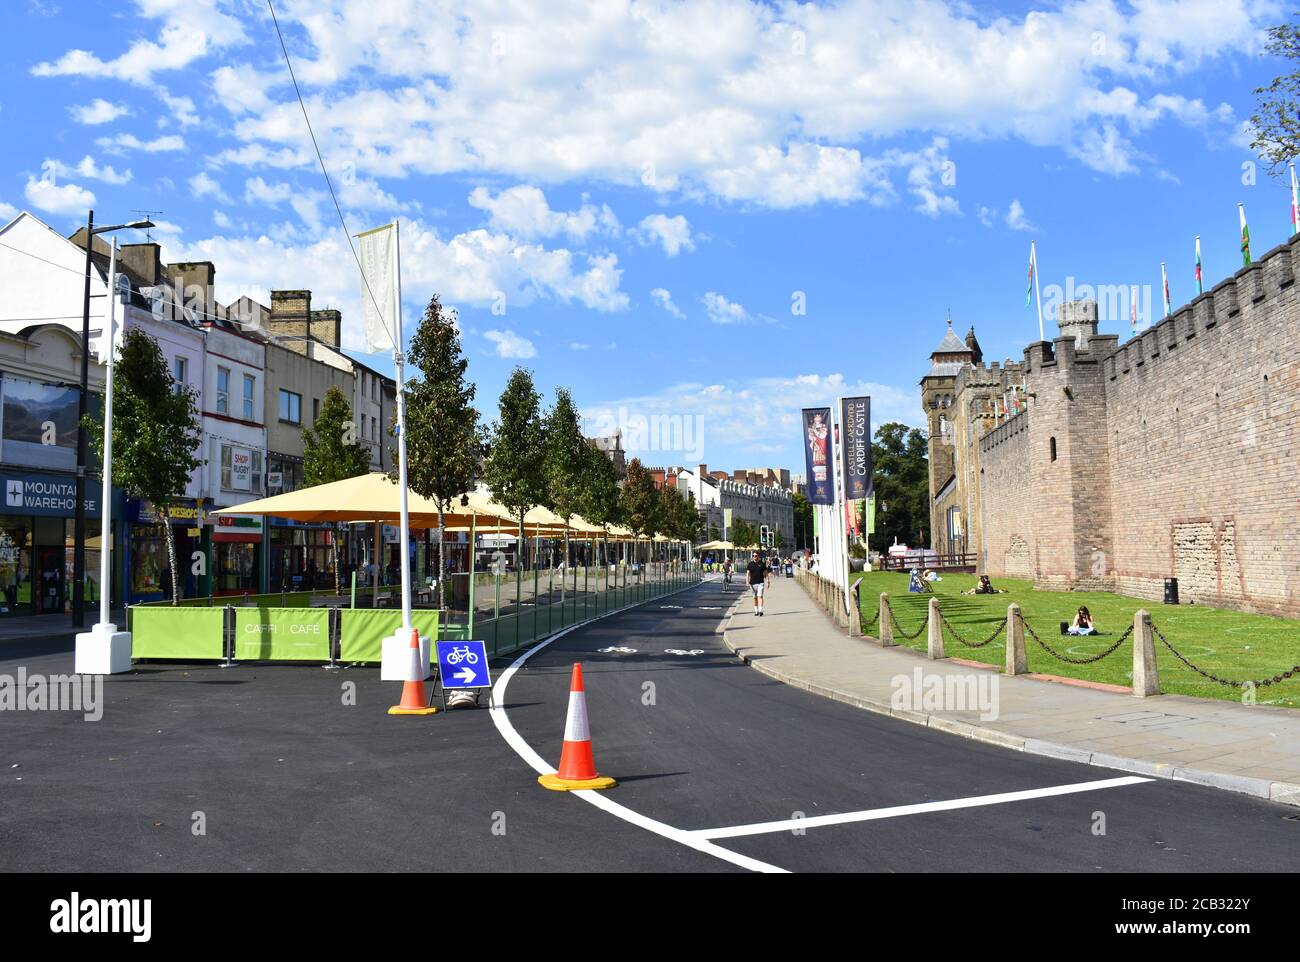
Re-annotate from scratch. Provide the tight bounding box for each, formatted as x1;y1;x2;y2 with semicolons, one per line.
746;551;771;617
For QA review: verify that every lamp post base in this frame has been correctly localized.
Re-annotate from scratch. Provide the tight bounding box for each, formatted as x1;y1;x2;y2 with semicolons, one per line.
380;631;431;681
74;622;133;675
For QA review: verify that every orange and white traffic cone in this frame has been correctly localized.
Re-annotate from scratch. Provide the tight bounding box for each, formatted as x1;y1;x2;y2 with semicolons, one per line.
538;663;616;791
387;628;437;716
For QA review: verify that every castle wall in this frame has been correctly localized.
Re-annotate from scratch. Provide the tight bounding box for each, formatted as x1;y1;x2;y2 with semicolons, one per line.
976;409;1031;579
1101;239;1300;616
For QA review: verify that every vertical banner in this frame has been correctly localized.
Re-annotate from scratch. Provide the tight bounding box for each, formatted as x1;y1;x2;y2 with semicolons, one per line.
866;494;876;535
355;223;398;353
801;407;835;505
839;397;872;500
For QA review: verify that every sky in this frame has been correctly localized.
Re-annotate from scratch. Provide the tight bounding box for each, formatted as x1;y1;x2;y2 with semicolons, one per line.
2;0;1294;474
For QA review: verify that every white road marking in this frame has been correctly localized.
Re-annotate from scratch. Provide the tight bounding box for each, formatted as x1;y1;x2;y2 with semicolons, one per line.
488;585;790;874
693;775;1153;840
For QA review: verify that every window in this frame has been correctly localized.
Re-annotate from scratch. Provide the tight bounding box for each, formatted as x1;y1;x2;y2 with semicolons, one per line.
1049;436;1057;462
173;357;187;392
279;389;301;425
371;416;377;440
243;374;255;420
216;367;230;414
371;376;378;402
312;397;320;423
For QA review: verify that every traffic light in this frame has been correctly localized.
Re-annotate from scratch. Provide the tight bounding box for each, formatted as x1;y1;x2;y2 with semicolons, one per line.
760;524;770;547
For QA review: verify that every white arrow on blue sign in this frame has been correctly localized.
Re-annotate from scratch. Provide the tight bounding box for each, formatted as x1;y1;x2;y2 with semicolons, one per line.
434;640;492;688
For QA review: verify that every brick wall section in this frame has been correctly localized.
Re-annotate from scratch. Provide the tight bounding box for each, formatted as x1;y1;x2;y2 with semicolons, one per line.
926;234;1300;618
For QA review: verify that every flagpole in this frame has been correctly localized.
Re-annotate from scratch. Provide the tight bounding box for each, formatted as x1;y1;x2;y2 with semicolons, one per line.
1291;164;1299;236
392;219;413;633
98;241;118;628
1161;261;1170;317
1032;240;1044;341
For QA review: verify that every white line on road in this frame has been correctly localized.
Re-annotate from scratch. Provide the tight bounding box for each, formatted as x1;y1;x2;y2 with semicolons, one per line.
488;583;791;874
693;775;1153;840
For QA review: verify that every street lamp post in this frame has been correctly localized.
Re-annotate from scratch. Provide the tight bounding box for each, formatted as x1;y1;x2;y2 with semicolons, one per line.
73;213;153;631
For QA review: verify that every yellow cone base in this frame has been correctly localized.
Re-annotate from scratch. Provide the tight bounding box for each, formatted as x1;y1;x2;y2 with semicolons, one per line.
387;705;439;715
538;773;617;791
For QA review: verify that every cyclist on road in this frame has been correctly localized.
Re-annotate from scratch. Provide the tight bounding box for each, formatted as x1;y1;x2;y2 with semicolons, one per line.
746;551;771;617
722;558;734;586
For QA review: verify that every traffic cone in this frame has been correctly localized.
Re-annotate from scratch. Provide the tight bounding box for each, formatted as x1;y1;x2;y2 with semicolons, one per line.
538;663;616;791
387;628;437;716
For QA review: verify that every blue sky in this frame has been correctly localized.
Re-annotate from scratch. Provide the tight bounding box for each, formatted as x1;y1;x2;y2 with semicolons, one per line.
2;0;1293;472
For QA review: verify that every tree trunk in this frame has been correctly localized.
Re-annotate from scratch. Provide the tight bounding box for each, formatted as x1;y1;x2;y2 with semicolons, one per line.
161;505;180;606
437;503;446;612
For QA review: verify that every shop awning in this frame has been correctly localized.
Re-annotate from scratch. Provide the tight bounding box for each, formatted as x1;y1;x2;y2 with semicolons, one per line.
211;473;513;528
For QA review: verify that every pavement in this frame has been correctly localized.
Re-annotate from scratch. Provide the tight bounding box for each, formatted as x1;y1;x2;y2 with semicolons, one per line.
0;610;129;643
723;576;1300;807
3;577;1298;873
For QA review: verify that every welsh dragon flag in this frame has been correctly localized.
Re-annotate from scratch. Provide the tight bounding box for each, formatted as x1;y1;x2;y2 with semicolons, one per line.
1239;204;1251;266
1025;248;1035;306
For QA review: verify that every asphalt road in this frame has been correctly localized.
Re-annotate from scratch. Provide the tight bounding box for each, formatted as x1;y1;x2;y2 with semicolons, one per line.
2;579;1297;872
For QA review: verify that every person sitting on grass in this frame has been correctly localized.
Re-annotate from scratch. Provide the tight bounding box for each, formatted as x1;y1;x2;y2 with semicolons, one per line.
923;568;941;582
908;568;925;593
1067;605;1097;636
962;574;1001;595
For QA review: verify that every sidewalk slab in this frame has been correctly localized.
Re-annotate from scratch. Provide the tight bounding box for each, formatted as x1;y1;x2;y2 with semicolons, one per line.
721;578;1300;808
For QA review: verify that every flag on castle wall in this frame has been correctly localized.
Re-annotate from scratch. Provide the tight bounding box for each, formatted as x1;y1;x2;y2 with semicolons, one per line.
1194;236;1203;296
1291;164;1299;236
1161;262;1171;317
1239;203;1251;267
1025;248;1035;306
1130;284;1138;333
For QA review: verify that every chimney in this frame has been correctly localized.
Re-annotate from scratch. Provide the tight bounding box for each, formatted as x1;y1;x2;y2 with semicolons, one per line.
310;308;341;348
118;243;163;286
269;290;312;355
166;261;216;322
697;463;707;478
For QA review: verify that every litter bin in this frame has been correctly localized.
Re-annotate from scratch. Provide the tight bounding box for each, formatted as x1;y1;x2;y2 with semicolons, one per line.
1163;577;1179;605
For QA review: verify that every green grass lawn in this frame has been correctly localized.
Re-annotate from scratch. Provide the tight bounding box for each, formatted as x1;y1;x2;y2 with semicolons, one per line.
854;571;1300;709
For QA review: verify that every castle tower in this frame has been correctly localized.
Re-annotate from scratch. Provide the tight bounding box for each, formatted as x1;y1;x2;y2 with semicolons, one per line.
1057;299;1099;350
920;320;972;551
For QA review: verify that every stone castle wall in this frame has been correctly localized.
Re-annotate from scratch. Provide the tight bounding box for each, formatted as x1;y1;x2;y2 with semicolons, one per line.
939;234;1300;618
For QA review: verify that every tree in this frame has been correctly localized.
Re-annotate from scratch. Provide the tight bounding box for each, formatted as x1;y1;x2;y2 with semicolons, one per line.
576;441;621;568
303;384;371;594
1250;19;1300;173
872;421;930;551
791;492;812;550
88;328;201;605
482;368;547;604
402;295;485;607
543;387;586;593
730;517;757;551
619;458;660;568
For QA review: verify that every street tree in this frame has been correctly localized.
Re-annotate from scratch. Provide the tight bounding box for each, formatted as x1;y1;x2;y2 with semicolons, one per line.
402;295;485;607
482;368;547;605
543;387;586;594
619;458;660;569
88;328;201;604
730;518;758;551
872;421;929;550
576;440;622;569
303;384;372;594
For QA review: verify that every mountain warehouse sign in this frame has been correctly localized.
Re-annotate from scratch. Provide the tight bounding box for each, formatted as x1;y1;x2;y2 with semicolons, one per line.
1;473;100;517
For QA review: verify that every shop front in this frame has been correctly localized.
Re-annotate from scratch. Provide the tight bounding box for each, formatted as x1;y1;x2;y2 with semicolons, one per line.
268;517;341;592
0;470;122;615
126;498;210;603
213;513;263;596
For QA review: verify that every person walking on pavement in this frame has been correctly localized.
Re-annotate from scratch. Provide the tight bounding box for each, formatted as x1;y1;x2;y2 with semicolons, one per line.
746;550;771;617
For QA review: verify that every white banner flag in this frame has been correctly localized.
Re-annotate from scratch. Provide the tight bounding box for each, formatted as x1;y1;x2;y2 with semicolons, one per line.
356;223;398;353
98;242;122;365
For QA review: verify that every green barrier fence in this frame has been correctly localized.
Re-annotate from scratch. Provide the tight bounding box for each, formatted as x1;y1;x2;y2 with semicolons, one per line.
338;609;440;664
132;607;226;660
234;607;331;661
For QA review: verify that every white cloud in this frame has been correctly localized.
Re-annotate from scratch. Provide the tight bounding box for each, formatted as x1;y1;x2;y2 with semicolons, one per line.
636;214;694;256
702;291;748;325
212;209;233;229
485;329;537;359
583;373;918;464
145;0;1268;207
32;0;247;86
96;132;185;153
1006;199;1036;232
24;176;95;216
650;287;684;319
189;171;231;203
0;201;18;223
467;185;617;241
569;342;591;350
68;99;130;125
41;156;132;186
